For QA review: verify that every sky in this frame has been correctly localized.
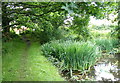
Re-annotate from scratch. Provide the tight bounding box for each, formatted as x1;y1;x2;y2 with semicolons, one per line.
64;13;117;26
89;14;117;26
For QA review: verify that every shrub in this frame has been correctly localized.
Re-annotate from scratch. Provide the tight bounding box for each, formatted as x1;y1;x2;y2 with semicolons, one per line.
41;40;101;72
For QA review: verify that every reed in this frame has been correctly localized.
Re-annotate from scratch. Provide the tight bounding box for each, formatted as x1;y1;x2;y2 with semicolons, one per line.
41;40;101;72
92;38;119;52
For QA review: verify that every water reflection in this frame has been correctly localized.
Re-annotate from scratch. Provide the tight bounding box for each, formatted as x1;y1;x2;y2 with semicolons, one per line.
89;54;120;81
63;53;120;81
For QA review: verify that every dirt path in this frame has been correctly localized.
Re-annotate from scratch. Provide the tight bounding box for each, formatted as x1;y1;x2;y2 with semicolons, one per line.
18;37;31;80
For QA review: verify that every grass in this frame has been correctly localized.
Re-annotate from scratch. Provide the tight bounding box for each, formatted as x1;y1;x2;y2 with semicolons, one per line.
2;40;64;81
41;40;101;72
90;29;111;38
0;39;2;82
2;40;25;81
92;38;119;52
26;42;64;81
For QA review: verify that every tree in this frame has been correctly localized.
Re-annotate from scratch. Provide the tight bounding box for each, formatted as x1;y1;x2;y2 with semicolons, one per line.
118;2;120;39
2;2;117;41
2;2;63;32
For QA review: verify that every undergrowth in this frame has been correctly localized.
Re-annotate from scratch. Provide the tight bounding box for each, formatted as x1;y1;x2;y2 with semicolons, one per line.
41;40;101;72
92;38;119;52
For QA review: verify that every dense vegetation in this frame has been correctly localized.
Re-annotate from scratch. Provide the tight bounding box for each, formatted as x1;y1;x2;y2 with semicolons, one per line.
2;2;119;42
2;1;120;81
42;40;101;72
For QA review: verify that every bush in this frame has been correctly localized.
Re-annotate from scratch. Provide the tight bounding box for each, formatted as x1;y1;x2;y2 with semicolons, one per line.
41;40;101;72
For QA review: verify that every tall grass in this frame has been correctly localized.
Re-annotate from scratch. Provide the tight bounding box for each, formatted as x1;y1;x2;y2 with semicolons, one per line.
41;40;101;72
92;38;119;52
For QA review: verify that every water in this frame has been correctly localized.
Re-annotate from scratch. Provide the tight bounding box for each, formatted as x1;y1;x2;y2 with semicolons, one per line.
62;53;120;81
87;53;120;81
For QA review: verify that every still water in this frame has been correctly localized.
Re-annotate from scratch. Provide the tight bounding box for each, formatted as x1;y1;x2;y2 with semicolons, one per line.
62;53;120;81
87;53;120;81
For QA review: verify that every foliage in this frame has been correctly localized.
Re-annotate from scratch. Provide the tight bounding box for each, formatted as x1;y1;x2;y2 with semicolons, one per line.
91;25;115;30
89;23;119;39
41;40;101;72
22;24;67;44
90;29;111;38
113;25;120;39
2;2;118;42
69;15;90;40
117;2;120;39
2;32;21;42
92;38;119;52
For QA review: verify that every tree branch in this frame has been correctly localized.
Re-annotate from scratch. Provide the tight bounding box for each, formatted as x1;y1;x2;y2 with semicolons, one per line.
3;23;20;28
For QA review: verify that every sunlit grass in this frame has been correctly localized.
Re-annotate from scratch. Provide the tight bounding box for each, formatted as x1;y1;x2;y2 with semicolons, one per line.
0;55;2;82
2;41;25;81
92;38;119;52
26;42;64;81
0;39;2;82
90;29;111;38
2;40;64;81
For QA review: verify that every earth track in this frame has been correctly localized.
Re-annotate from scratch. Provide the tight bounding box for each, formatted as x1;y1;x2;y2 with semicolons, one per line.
18;37;31;80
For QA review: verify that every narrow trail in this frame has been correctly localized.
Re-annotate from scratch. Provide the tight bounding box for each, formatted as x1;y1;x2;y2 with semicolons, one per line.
3;37;64;81
18;36;31;80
